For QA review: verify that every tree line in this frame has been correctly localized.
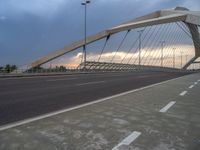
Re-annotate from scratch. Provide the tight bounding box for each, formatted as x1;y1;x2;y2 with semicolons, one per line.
0;64;17;73
27;65;68;72
0;64;73;73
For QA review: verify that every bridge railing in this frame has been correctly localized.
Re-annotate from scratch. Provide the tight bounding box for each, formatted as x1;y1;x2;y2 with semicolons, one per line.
0;61;197;77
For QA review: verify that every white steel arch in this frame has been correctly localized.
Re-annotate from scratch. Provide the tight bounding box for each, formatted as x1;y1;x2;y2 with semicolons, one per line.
28;7;200;70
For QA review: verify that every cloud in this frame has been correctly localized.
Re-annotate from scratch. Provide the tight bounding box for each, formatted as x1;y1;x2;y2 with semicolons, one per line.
181;0;200;10
0;0;68;18
0;0;199;66
43;43;195;68
0;16;7;21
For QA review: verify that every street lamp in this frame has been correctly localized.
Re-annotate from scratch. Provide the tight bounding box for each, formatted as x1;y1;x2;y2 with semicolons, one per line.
160;41;165;67
180;51;183;69
81;0;91;70
185;54;188;64
137;29;144;67
173;48;176;68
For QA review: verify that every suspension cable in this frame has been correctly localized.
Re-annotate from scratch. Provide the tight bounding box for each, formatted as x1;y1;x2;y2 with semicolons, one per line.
110;30;131;63
142;24;168;65
176;22;200;48
120;27;149;63
136;24;166;65
149;24;171;66
97;35;110;62
128;25;160;64
166;24;193;68
139;24;164;65
150;23;177;66
164;24;186;67
126;27;151;64
147;24;170;65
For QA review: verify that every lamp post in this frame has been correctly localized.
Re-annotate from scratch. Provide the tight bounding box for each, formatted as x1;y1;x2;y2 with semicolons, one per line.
160;41;165;67
180;51;183;69
185;54;188;64
81;0;90;70
173;48;176;68
137;29;144;67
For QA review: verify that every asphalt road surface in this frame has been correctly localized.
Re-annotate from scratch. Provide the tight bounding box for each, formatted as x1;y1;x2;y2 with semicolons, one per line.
0;71;189;126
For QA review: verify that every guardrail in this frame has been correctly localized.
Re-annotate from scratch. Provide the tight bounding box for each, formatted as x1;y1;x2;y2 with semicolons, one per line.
0;66;199;78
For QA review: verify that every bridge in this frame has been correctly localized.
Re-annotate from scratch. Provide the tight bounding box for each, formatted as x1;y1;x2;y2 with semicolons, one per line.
0;7;200;150
18;6;200;72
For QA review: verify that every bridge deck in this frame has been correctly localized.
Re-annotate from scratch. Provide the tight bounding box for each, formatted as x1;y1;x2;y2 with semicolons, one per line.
0;73;200;150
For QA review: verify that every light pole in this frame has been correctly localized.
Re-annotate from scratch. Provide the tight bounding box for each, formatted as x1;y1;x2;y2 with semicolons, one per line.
173;48;176;68
137;29;144;67
160;41;165;67
180;51;183;69
185;54;188;64
81;0;90;70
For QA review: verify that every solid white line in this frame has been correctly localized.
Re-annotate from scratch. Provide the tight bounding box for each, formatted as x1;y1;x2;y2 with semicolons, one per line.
76;81;105;86
189;85;194;89
180;91;188;96
159;101;176;113
0;75;189;131
112;131;141;150
46;78;77;82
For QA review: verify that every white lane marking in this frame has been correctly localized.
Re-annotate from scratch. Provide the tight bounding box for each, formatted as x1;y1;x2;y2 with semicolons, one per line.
180;91;188;96
189;85;194;89
76;81;105;86
0;75;189;131
46;78;77;82
198;79;200;82
194;82;198;85
112;131;141;150
159;101;176;113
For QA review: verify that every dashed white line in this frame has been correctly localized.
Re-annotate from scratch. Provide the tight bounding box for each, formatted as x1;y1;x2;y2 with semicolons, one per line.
194;82;198;85
189;85;194;89
76;81;105;86
112;131;141;150
198;79;200;82
159;101;176;113
180;91;188;96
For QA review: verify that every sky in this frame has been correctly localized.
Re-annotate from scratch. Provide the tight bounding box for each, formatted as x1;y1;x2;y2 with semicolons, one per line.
0;0;200;67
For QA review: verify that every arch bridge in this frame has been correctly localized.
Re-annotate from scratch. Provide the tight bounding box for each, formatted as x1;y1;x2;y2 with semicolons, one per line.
26;7;200;72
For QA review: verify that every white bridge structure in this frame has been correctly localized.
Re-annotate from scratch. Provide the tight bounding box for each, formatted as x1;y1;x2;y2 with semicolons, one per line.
26;7;200;71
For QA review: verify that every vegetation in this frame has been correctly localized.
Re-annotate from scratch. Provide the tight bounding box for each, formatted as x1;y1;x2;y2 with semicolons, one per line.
27;65;67;73
55;66;67;71
0;64;70;73
0;64;17;73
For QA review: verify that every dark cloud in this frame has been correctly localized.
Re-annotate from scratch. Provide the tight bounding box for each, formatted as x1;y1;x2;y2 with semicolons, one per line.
0;0;199;66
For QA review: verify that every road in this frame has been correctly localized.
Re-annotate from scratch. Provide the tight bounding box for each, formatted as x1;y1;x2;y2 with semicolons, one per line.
0;71;189;126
